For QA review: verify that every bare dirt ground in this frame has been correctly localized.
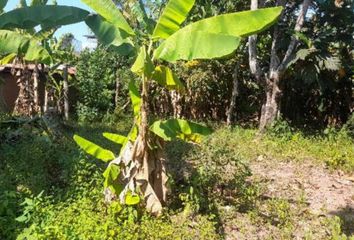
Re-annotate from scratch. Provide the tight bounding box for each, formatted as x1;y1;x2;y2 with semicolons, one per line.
223;158;354;240
251;158;354;215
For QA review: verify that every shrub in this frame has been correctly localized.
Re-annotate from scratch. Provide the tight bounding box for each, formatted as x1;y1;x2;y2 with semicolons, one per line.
15;192;220;240
342;113;354;139
167;134;259;215
75;47;132;123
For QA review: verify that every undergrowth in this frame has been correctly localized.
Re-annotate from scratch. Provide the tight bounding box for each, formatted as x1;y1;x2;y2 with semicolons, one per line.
0;115;353;239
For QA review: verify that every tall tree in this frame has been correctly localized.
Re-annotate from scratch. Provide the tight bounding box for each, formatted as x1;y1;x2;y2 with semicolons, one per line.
248;0;312;131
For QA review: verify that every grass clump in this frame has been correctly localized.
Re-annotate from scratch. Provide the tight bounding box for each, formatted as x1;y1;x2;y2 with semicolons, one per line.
206;125;354;172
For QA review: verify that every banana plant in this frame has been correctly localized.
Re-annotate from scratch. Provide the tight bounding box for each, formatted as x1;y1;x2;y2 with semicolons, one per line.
0;0;282;214
72;0;282;214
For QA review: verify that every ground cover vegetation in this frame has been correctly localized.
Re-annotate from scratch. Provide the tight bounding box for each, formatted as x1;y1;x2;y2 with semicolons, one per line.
0;0;353;239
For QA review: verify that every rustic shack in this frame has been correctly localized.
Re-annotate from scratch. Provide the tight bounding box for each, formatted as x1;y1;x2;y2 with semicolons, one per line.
0;64;76;115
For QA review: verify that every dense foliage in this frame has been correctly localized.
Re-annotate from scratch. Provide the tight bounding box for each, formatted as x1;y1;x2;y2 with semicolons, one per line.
0;115;353;239
0;0;353;239
75;47;132;122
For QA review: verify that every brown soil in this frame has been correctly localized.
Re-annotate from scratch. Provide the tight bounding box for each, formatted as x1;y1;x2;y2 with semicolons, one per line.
251;158;354;215
223;158;354;240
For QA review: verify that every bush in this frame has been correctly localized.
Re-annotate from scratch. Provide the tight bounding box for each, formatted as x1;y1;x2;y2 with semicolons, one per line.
0;120;220;239
75;47;133;123
16;195;220;240
266;117;294;140
342;113;354;139
167;134;259;216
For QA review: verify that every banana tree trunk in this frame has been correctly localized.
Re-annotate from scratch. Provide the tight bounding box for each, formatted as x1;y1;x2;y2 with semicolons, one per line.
105;75;168;215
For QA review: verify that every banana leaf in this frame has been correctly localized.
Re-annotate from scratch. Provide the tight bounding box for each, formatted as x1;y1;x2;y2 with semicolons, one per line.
0;5;89;30
73;135;115;162
81;0;135;35
85;14;134;55
152;0;195;39
150;119;212;143
154;7;282;62
0;30;51;64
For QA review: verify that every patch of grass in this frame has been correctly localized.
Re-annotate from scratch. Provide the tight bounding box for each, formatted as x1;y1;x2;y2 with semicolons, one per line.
1;116;353;239
0;118;220;239
207;126;354;172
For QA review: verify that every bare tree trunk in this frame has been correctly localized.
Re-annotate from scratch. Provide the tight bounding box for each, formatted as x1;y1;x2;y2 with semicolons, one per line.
63;65;69;121
248;0;262;82
227;63;239;125
115;72;120;107
171;90;182;118
259;72;281;130
44;88;49;113
33;63;41;115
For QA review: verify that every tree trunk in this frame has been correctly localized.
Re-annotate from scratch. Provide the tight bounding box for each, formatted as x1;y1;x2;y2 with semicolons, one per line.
171;90;182;118
248;0;262;82
256;0;311;131
43;88;49;113
227;63;239;125
105;72;168;215
33;63;41;115
63;65;69;121
259;72;281;131
115;72;120;107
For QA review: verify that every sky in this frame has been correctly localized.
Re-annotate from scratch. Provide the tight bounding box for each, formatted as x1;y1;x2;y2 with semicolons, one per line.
4;0;95;45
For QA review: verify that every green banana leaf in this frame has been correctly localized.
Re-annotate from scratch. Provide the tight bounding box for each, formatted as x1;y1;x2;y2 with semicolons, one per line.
131;46;154;78
154;31;240;62
33;28;57;41
154;7;282;62
0;0;8;11
130;0;155;34
128;80;141;118
80;0;135;36
0;53;16;65
85;14;134;55
103;164;122;194
125;191;140;205
30;0;48;6
103;132;127;145
152;0;195;39
0;30;51;64
0;5;89;30
150;119;212;144
152;65;185;91
73;135;115;162
127;124;139;142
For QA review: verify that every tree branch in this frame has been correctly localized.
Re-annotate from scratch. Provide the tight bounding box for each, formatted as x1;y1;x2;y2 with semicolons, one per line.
269;0;286;77
278;0;311;73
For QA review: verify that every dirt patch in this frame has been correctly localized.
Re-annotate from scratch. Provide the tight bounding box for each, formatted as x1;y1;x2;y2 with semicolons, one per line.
250;158;354;215
222;158;354;239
